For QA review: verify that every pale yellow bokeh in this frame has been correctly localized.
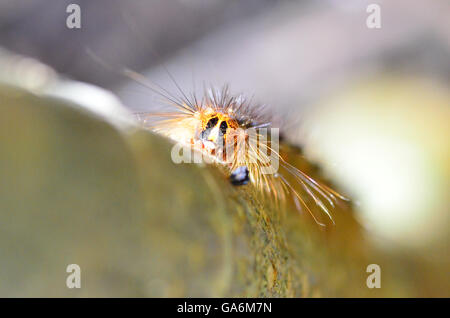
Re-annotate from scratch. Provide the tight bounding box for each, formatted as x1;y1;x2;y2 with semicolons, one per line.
302;77;450;249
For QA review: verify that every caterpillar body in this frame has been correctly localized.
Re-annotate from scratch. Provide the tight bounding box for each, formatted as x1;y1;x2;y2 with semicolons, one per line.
128;70;348;226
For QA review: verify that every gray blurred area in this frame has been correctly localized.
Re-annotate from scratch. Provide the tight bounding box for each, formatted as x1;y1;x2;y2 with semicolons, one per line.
117;0;450;116
1;0;448;115
0;0;285;87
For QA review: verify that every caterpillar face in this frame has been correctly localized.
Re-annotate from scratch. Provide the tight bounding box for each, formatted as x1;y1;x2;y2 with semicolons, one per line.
200;112;238;143
198;110;240;152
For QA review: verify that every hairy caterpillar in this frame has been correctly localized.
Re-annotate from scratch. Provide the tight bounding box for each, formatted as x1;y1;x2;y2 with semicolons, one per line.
126;69;348;226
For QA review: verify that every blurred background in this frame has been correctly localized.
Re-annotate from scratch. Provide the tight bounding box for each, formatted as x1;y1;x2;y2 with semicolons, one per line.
0;0;449;296
2;0;448;107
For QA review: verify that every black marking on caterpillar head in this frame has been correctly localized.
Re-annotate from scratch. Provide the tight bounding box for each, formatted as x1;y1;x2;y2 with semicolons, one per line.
219;121;228;135
206;117;218;129
230;166;249;186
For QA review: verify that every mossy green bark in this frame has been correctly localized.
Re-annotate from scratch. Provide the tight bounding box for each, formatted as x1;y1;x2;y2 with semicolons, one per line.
0;84;301;297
